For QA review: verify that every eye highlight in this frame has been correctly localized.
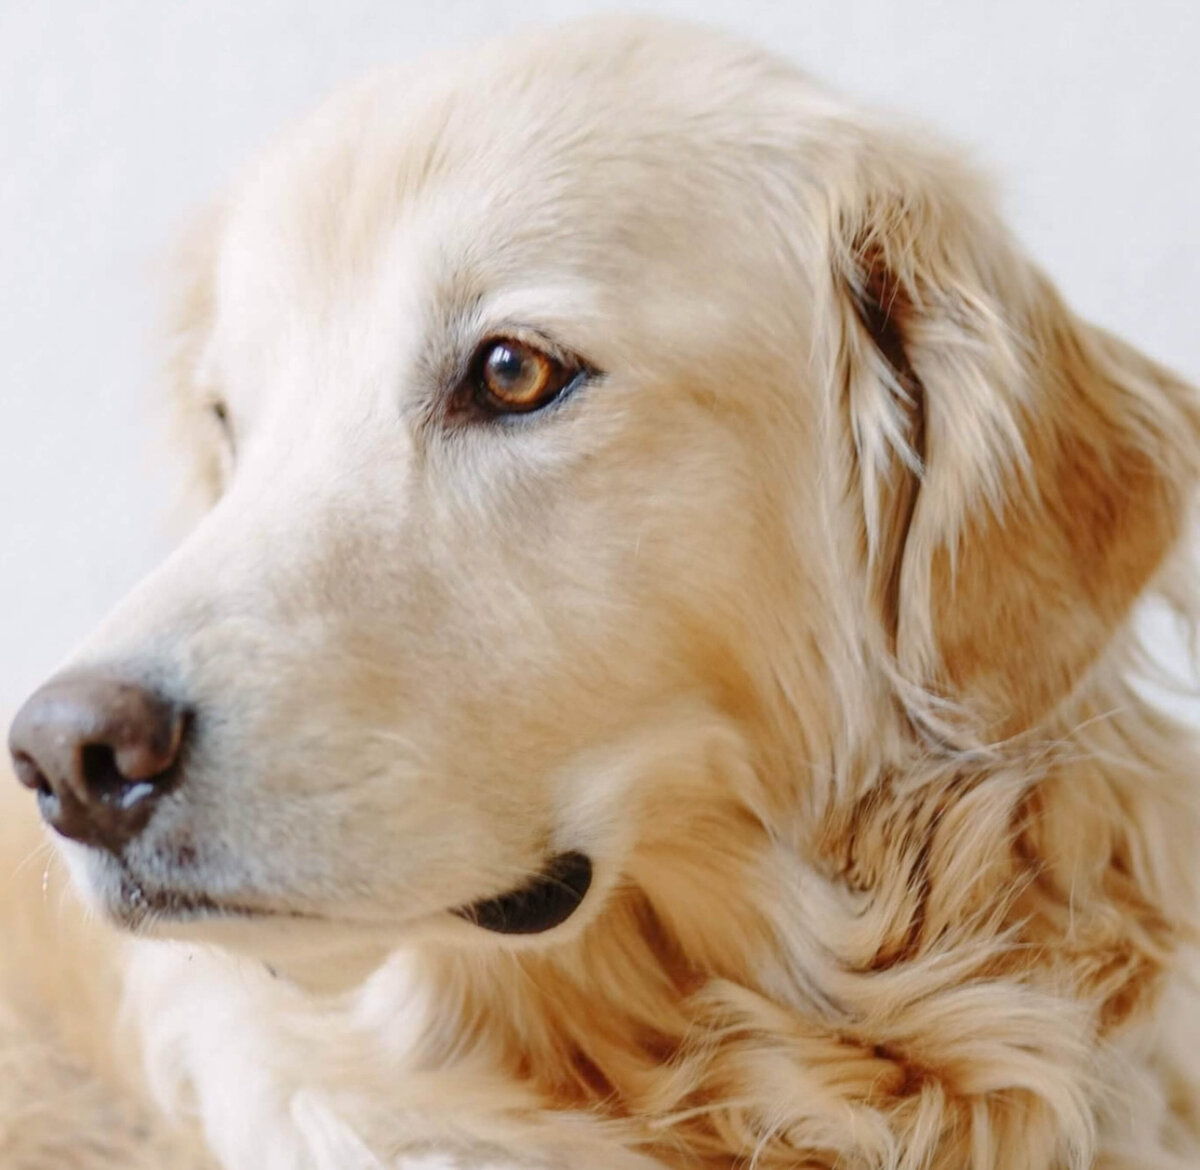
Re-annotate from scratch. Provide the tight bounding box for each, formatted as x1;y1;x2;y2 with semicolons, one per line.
469;337;581;415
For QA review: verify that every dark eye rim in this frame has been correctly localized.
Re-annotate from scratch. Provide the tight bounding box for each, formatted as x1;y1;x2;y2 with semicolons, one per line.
462;334;594;419
206;398;236;452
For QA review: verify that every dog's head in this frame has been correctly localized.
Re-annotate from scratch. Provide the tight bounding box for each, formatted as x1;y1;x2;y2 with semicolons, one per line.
9;18;1197;986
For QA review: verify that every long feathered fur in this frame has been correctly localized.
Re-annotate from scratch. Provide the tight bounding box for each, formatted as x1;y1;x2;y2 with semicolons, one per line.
3;17;1199;1170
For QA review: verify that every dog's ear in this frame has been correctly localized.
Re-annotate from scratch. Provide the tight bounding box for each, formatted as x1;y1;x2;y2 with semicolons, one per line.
827;140;1199;740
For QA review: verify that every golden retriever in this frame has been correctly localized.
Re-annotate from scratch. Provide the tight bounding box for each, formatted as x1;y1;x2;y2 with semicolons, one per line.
3;16;1199;1170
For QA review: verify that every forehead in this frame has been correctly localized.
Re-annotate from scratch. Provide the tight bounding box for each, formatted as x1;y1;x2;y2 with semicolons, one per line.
209;21;830;386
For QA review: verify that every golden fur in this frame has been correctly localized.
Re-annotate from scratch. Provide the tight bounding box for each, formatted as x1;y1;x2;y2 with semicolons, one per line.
3;17;1199;1170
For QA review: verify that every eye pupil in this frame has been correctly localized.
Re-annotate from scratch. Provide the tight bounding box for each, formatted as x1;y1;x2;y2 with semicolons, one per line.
486;345;528;389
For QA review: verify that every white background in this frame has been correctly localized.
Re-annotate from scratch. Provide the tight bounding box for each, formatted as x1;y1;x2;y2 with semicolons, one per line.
1;1;1197;715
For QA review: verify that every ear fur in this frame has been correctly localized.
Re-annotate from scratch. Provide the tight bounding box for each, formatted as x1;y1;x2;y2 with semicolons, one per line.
831;140;1199;740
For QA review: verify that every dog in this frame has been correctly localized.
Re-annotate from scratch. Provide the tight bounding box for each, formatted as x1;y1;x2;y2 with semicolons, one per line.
3;15;1199;1170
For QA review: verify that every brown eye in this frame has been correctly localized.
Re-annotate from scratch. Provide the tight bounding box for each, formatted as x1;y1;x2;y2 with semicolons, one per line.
472;338;577;414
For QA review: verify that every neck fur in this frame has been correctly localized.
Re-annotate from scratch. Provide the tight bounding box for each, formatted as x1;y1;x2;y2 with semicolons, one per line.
416;640;1200;1169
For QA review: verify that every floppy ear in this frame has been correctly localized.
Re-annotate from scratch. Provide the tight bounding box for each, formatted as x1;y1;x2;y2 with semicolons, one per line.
829;140;1199;740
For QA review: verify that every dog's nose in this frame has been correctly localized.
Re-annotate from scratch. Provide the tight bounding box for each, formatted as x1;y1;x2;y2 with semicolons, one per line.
8;673;186;852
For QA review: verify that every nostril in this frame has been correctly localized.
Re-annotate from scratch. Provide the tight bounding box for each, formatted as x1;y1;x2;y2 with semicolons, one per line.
80;743;127;800
80;741;172;813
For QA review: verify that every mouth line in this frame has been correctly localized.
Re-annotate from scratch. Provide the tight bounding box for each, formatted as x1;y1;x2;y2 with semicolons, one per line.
112;872;321;929
107;850;595;936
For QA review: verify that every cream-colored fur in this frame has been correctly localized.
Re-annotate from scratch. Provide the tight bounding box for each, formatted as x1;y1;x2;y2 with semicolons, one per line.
3;16;1199;1169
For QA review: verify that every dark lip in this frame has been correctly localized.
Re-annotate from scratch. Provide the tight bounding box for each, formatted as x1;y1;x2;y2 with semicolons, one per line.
106;851;594;936
452;850;593;935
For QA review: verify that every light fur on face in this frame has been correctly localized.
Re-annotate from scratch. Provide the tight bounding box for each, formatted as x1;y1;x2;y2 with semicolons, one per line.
3;15;1199;1170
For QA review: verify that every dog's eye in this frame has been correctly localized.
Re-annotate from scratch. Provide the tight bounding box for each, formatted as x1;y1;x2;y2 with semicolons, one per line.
470;338;579;415
207;399;235;451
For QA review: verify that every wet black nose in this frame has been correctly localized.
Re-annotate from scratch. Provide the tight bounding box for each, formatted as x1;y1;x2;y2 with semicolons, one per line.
8;673;186;852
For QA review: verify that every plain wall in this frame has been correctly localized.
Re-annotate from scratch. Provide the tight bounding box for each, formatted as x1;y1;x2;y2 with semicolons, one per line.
1;0;1198;715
